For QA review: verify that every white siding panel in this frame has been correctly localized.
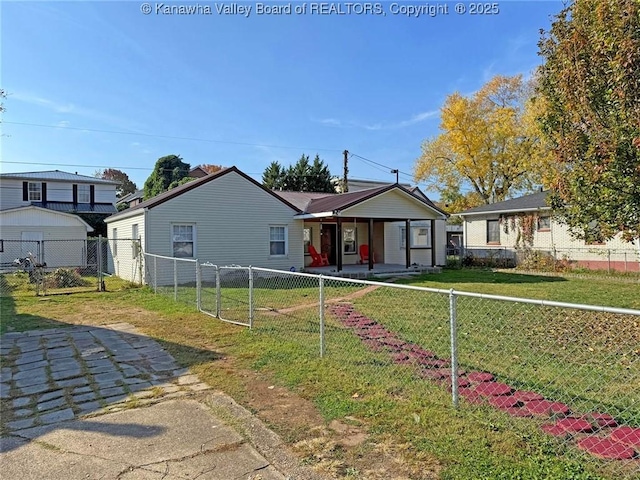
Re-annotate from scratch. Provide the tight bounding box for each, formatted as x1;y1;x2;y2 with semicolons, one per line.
146;171;303;272
342;190;440;219
0;179;25;210
384;221;436;266
1;208;90;227
104;211;145;283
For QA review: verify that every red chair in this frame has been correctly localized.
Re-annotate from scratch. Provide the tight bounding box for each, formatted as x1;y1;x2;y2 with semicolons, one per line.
359;245;374;264
308;245;329;267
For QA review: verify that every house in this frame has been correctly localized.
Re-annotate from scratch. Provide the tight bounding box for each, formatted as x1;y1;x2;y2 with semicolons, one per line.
0;170;118;269
116;189;144;210
104;166;448;283
457;191;640;272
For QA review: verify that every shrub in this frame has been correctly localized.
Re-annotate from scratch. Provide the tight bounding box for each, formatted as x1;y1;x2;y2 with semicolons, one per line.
45;269;91;288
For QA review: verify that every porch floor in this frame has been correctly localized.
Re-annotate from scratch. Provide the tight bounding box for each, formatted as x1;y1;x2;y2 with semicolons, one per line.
302;263;441;279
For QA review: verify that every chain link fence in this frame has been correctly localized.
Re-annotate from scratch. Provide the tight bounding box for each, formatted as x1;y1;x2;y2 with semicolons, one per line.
143;253;640;476
0;237;142;294
454;246;640;275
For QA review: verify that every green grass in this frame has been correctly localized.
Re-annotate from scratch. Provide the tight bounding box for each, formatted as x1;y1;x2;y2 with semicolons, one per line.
1;269;638;479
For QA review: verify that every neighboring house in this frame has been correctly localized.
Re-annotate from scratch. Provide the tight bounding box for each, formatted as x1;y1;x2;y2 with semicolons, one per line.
116;189;144;210
457;191;640;272
105;166;448;283
334;178;412;193
0;170;118;269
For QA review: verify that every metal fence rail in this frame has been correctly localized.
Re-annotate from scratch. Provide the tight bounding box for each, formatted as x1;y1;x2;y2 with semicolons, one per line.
142;253;640;476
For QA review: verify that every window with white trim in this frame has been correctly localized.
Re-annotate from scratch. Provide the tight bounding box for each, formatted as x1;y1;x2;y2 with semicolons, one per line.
303;227;312;255
78;184;90;203
132;224;140;258
269;226;287;256
28;182;41;201
172;224;195;258
537;216;551;230
112;228;118;256
400;225;432;248
343;227;357;254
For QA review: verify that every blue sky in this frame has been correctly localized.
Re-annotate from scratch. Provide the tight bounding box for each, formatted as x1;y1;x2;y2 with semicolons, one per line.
1;1;563;197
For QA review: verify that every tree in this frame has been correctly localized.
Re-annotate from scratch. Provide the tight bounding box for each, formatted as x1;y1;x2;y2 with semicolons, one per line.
196;164;224;175
414;75;551;207
0;88;5;114
94;169;137;198
261;155;336;193
536;0;640;242
144;155;190;199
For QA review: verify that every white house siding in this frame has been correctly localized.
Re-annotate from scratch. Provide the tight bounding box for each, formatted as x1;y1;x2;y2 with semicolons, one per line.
0;179;117;209
138;171;302;285
384;220;442;266
463;214;640;272
106;211;145;283
342;189;440;220
302;222;370;267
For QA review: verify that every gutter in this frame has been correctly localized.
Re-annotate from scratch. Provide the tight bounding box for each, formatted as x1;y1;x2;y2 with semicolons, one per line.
457;206;551;218
105;207;147;223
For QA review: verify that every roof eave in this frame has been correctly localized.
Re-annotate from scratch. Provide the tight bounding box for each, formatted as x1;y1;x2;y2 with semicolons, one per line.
457;206;551;217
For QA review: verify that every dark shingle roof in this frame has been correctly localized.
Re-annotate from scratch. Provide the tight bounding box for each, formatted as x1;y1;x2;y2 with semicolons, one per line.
272;191;337;211
458;191;550;215
31;202;117;214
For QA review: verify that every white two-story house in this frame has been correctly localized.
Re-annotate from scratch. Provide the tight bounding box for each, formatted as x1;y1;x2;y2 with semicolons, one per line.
0;170;119;268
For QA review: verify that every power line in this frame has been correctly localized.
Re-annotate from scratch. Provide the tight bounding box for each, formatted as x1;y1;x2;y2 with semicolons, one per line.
3;121;345;153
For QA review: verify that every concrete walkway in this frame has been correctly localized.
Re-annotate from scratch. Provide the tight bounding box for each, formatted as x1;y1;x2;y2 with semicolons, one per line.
0;323;325;479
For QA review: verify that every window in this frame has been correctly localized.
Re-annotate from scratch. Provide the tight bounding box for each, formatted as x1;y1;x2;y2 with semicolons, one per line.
78;184;90;203
343;227;357;254
400;225;432;248
112;228;118;256
486;219;500;244
172;224;194;258
269;226;287;256
537;216;551;231
303;227;312;255
28;182;41;201
132;224;139;258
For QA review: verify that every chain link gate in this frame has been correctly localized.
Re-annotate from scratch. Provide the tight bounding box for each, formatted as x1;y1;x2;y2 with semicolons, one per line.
198;264;252;327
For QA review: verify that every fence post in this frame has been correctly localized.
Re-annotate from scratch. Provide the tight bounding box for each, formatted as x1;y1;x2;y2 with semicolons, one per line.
138;239;143;285
196;260;201;311
248;266;254;329
449;288;459;409
97;235;103;291
153;255;158;294
607;250;611;274
174;258;178;301
319;275;325;358
215;265;221;318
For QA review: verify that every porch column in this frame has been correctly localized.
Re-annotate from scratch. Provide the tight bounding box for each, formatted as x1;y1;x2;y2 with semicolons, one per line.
336;216;343;272
368;218;374;271
405;219;411;268
431;219;436;266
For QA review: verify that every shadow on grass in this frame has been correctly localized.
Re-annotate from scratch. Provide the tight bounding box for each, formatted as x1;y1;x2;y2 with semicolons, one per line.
415;268;568;285
1;277;222;453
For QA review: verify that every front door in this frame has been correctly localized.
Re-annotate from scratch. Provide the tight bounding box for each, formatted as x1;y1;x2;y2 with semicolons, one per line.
321;225;337;265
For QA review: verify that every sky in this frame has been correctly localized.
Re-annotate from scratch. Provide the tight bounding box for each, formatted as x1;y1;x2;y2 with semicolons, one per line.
1;0;564;198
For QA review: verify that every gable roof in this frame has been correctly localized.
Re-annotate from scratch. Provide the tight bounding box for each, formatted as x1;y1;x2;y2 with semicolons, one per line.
0;205;94;231
0;170;120;185
273;191;337;211
106;166;301;221
286;184;447;217
116;189;144;205
458;191;550;216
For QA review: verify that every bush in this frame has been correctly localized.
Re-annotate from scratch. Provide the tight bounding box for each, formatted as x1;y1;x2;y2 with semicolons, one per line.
44;269;91;288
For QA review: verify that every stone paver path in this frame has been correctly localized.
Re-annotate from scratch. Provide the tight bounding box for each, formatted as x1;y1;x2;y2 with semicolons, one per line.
0;322;211;433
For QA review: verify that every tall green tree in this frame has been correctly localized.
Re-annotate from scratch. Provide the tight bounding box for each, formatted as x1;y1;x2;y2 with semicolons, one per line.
144;155;191;199
414;75;551;206
537;0;640;242
262;155;335;193
94;168;137;198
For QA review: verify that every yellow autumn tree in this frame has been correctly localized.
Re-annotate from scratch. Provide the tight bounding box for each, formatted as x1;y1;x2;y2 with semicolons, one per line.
414;75;552;207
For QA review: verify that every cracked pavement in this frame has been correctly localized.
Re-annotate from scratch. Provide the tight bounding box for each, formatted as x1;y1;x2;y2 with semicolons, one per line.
0;323;320;479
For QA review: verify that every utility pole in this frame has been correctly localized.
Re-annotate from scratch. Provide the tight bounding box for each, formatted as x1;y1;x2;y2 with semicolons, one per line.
342;150;349;192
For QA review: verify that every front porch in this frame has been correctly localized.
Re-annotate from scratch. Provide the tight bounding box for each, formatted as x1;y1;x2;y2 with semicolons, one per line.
303;263;441;279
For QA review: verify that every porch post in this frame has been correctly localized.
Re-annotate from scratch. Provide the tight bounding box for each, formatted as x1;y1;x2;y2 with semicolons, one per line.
405;219;411;268
336;216;343;272
431;219;436;266
368;218;374;271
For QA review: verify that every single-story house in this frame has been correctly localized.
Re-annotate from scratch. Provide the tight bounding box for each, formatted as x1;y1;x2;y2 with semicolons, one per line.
457;191;640;272
0;206;94;269
104;166;448;283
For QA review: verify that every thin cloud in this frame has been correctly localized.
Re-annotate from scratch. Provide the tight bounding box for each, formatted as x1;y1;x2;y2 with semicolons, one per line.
314;110;439;131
